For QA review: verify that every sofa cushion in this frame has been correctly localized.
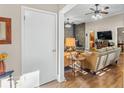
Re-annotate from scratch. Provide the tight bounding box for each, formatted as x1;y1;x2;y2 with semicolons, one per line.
97;48;107;52
106;47;113;51
112;46;118;49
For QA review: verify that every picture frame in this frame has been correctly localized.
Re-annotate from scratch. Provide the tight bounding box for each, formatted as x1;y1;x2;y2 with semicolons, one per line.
0;17;11;44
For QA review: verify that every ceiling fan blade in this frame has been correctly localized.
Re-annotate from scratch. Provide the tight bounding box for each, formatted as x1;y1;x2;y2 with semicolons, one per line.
90;8;95;11
104;6;109;10
85;12;94;15
100;11;108;14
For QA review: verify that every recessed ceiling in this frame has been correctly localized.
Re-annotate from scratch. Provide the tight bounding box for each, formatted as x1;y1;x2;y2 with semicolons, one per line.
64;4;124;24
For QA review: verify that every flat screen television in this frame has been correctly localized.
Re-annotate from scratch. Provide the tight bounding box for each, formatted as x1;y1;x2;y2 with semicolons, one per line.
97;31;112;40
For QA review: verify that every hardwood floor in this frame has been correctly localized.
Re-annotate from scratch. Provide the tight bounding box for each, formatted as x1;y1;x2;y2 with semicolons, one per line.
40;54;124;88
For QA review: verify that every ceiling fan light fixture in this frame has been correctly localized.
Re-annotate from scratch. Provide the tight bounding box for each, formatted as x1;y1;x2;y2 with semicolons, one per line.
96;14;102;19
86;4;109;21
65;23;71;28
65;18;72;28
92;14;102;20
92;15;97;20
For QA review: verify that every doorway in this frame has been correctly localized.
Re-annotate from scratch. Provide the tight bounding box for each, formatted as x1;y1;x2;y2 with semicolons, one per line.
117;27;124;54
90;31;95;49
21;7;57;85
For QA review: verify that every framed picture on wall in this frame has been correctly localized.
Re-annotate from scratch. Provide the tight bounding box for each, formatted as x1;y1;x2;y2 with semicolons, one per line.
0;17;11;44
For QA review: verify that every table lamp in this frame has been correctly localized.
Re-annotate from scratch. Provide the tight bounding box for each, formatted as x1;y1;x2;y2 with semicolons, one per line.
65;38;76;52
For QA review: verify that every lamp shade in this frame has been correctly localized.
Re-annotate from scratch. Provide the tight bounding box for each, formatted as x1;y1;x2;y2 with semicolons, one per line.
65;38;76;47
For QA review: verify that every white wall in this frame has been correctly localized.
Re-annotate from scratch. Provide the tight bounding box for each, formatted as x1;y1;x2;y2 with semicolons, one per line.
85;13;124;49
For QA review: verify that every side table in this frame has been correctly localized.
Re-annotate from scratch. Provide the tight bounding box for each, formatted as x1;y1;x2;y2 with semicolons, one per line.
71;54;86;76
0;70;14;88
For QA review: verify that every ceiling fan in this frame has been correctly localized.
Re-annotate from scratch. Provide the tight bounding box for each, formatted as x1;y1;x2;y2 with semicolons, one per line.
85;4;109;15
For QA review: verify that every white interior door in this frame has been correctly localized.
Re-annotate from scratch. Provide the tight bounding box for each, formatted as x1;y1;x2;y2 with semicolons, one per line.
22;8;57;85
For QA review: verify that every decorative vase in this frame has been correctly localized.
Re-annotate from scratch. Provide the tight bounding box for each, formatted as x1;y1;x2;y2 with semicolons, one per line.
0;60;5;75
0;53;8;75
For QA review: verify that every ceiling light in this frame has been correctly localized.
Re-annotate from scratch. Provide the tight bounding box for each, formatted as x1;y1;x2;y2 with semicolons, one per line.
92;15;97;20
92;14;102;20
65;18;72;28
65;23;71;28
96;14;102;19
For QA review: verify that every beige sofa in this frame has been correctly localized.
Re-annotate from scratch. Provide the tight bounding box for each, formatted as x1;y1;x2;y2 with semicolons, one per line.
82;47;121;74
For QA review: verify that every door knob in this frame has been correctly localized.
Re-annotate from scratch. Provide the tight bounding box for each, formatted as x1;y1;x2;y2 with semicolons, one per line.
52;49;56;52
